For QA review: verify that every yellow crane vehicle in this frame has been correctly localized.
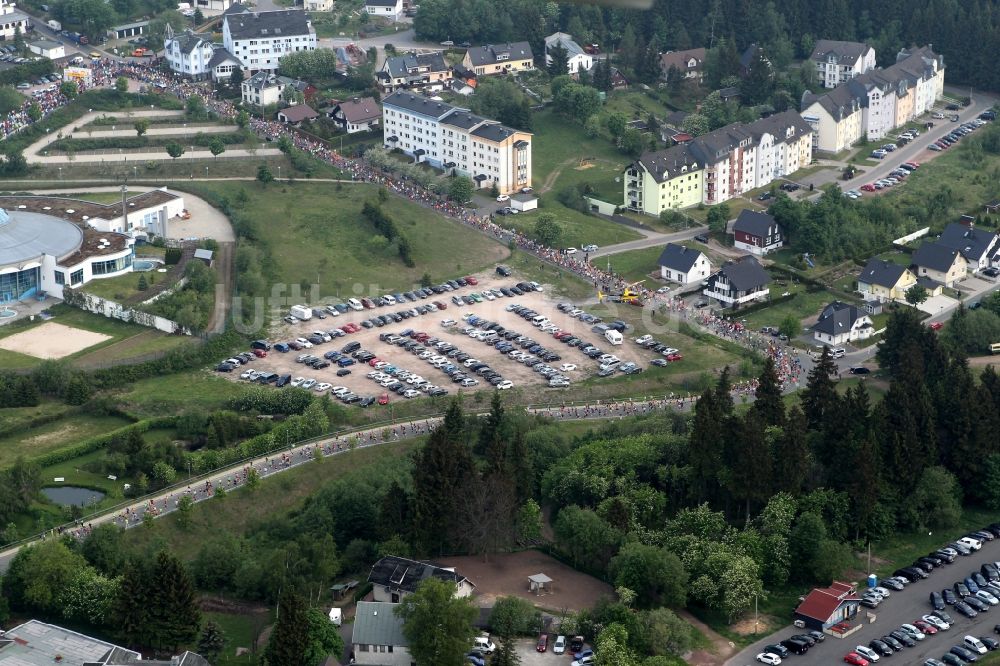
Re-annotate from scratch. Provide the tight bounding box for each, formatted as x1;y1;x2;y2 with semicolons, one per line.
598;280;646;306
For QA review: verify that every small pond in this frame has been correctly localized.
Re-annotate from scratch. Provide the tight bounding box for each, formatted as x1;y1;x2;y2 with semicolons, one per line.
41;486;106;506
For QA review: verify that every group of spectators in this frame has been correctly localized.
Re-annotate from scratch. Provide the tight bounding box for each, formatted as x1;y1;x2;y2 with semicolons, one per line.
694;310;806;389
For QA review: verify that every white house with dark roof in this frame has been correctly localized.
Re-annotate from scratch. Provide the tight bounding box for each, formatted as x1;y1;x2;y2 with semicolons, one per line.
936;222;999;272
911;241;967;287
240;72;310;107
812;300;874;346
733;210;783;255
461;42;534;77
368;555;475;603
332;97;382;133
810;40;877;89
0;0;30;42
381;90;532;194
165;28;242;81
703;256;771;307
365;0;403;20
377;51;451;93
657;243;711;285
222;4;316;73
352;602;411;666
544;32;592;75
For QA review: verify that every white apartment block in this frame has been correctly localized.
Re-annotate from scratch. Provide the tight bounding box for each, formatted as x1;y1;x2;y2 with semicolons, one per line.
382;91;531;195
222;4;316;73
802;45;944;153
810;40;877;89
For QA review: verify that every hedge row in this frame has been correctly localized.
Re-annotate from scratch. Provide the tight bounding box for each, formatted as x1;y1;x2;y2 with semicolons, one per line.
768;264;829;292
0;408;81;441
29;416;178;469
49;130;249;153
189;430;278;473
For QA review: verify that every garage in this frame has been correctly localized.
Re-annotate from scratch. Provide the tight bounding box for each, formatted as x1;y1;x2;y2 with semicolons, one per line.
510;193;538;212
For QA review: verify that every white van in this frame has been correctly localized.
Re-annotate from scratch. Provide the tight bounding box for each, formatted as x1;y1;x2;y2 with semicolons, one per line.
328;607;342;626
383;295;397;305
289;304;313;321
831;347;846;359
473;635;496;654
531;315;549;327
347;298;364;311
964;636;988;654
605;329;623;345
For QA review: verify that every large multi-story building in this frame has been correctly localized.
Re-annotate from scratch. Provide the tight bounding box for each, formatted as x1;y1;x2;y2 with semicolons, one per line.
0;0;29;41
624;110;813;215
802;45;945;153
164;28;242;81
810;40;877;89
382;91;531;195
222;3;316;74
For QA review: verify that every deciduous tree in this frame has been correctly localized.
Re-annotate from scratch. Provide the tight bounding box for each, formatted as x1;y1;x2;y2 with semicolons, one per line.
396;578;477;666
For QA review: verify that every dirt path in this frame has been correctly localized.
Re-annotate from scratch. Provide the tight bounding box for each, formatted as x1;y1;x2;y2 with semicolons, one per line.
538;157;577;194
207;241;234;334
679;609;736;666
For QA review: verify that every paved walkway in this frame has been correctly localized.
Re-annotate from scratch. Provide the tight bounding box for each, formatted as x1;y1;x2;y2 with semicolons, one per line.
71;125;234;139
589;224;710;258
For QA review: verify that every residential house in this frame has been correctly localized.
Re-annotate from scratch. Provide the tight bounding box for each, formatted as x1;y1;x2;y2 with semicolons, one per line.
794;581;861;631
352;602;411;666
911;241;967;287
857;258;917;302
610;67;629;90
984;199;1000;215
624;110;812;214
382;90;532;195
377;51;451;93
222;4;316;74
812;301;874;346
739;43;766;77
462;42;534;77
801;44;945;154
367;555;475;603
277;103;318;125
703;256;771;307
544;32;593;75
733;210;783;255
305;0;333;10
364;0;403;20
935;222;999;272
0;0;30;41
657;243;712;285
165;28;242;81
332;97;382;133
241;72;310;107
660;47;706;81
810;40;877;89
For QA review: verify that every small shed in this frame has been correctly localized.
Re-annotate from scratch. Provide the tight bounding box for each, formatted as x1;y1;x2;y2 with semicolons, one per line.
510;193;538;212
528;573;553;595
986;199;1000;215
277;104;319;125
28;39;65;59
193;248;214;266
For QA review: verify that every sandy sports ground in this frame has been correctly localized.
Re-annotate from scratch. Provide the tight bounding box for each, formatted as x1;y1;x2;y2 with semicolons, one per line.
0;322;111;359
222;270;657;403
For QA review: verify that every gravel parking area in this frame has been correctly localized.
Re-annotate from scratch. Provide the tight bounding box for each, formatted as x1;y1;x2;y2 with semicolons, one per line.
218;271;664;404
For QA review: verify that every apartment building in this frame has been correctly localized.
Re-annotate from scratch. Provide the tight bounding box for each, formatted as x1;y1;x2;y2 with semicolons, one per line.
624;110;812;215
801;44;945;153
382;91;532;195
810;40;876;89
222;3;316;73
461;42;534;77
377;51;451;93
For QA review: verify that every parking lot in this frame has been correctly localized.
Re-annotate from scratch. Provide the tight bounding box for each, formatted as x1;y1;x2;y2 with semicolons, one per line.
732;528;1000;666
217;270;666;404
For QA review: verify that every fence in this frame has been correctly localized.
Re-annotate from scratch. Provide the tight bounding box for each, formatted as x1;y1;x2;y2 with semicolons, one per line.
892;227;930;247
68;290;185;334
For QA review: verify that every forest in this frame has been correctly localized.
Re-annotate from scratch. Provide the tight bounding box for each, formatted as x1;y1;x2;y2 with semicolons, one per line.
414;0;1000;92
3;307;1000;663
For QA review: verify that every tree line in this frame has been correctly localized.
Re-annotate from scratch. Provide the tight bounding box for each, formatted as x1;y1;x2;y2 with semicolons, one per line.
361;199;415;267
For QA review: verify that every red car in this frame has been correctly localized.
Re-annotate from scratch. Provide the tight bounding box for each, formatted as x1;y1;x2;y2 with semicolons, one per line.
368;357;381;366
666;353;683;362
860;184;877;192
929;321;943;330
914;620;938;634
252;348;267;358
377;394;389;405
844;652;869;666
464;276;479;285
536;634;548;652
905;162;920;168
433;301;447;310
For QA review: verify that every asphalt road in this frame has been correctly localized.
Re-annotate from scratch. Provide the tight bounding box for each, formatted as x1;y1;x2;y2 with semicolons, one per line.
728;535;1000;666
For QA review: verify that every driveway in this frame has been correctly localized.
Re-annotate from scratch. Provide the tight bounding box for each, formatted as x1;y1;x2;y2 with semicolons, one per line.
918;293;960;315
726;535;1000;666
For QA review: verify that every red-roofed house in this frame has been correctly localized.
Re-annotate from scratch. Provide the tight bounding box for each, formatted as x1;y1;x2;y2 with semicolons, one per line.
277;104;319;125
794;581;860;630
331;97;382;134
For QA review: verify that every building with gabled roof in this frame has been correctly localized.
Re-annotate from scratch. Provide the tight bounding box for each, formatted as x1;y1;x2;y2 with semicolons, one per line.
331;96;382;133
936;222;999;272
352;601;411;666
703;256;771;307
810;40;876;89
794;581;861;630
812;301;874;346
0;0;30;42
857;258;918;302
277;103;318;124
368;555;475;603
382;90;531;194
657;243;712;285
544;32;592;75
222;5;316;73
733;210;783;255
660;47;706;81
377;51;451;93
462;42;534;77
365;0;403;20
165;28;242;81
911;241;967;287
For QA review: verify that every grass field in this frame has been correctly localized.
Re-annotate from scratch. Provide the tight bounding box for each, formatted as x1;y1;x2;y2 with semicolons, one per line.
0;304;197;370
532;110;626;201
741;285;839;331
0;413;133;468
183;181;509;294
602;246;664;284
500;206;641;249
78;270;151;301
114;370;249;418
202;610;273;666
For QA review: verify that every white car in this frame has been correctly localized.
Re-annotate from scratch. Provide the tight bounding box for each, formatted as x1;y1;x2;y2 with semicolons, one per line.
855;645;880;662
571;657;595;666
899;624;925;641
564;247;578;255
958;537;982;551
553;635;566;655
300;378;316;389
315;382;332;392
922;614;950;630
755;653;781;665
873;586;892;598
582;244;599;252
295;338;313;348
964;636;988;654
240;369;255;379
403;389;421;398
560;363;577;372
496;194;509;202
290;376;305;387
976;589;999;605
656;286;670;294
497;380;513;390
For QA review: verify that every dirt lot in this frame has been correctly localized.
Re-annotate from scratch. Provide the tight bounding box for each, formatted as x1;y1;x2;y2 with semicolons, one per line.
0;322;111;359
224;271;660;404
437;550;614;612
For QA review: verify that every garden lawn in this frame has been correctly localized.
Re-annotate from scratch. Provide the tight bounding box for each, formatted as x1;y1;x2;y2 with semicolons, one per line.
78;271;150;301
741;285;841;331
502;207;641;249
602;90;673;120
183;181;509;294
200;610;274;666
0;413;133;468
531;109;626;199
602;246;664;284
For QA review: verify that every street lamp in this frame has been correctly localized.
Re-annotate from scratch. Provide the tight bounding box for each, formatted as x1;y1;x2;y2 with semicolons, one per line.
277;165;281;180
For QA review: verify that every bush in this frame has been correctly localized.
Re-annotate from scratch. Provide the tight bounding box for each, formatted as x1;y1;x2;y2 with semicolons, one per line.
164;247;183;265
25;417;176;469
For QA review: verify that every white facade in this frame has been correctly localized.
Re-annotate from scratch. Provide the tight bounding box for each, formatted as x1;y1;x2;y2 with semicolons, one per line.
364;0;403;20
305;0;332;10
165;34;215;79
544;33;592;75
0;0;29;41
659;257;711;284
813;42;876;89
27;40;64;59
242;73;286;107
223;9;316;73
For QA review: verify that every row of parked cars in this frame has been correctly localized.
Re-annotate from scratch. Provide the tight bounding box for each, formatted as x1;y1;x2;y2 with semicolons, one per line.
376;329;512;390
928;118;990;152
860;161;921;193
458;312;572;387
634;334;683;364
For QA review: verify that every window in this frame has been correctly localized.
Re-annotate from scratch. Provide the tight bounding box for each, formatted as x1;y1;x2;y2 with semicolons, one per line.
54;271;65;285
70;269;84;286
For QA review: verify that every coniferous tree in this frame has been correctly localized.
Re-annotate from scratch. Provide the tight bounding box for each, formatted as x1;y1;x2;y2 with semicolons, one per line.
752;357;785;427
801;348;838;431
377;480;412;540
113;559;151;648
265;588;310;666
149;551;201;652
726;409;774;520
547;43;569;76
935;354;978;491
772;406;809;494
477;391;506;466
197;621;227;663
687;388;723;504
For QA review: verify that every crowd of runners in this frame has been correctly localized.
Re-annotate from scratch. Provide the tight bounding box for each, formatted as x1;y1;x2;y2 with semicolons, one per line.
694;310;806;389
